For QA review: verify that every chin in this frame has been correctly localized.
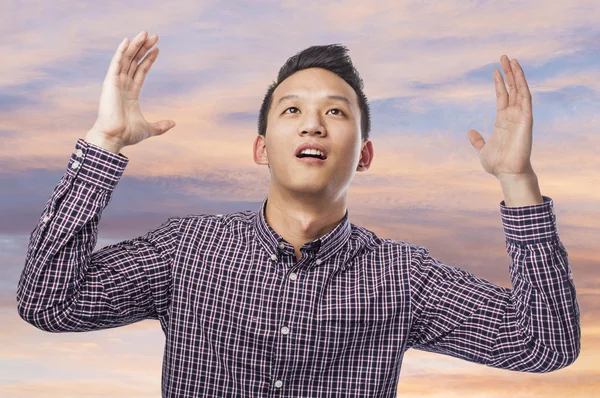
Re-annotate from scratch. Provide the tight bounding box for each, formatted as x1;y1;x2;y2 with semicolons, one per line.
285;182;330;196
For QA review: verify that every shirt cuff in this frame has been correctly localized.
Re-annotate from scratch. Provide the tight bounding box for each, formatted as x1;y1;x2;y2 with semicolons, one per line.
65;138;129;191
500;195;558;246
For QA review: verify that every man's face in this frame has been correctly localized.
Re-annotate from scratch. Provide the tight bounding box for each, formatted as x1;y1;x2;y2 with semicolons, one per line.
253;67;373;198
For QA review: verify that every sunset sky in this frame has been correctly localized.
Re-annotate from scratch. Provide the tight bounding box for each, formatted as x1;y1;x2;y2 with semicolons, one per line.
1;0;599;397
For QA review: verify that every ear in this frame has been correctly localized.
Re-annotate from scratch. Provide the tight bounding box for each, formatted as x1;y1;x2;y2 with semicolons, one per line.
253;134;269;165
356;140;374;172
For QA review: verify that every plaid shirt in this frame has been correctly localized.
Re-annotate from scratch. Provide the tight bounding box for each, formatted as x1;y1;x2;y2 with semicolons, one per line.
17;139;580;397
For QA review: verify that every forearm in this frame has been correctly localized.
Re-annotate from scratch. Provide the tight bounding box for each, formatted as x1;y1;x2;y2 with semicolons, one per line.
484;246;579;372
497;196;580;370
17;139;131;331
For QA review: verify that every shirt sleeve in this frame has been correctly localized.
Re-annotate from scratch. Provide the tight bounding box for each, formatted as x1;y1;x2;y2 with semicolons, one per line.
406;196;581;373
16;139;181;333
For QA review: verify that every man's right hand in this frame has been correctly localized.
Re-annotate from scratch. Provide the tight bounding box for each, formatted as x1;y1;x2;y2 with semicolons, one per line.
85;31;176;154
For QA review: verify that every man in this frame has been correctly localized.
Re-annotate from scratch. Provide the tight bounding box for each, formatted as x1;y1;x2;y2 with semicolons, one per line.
17;30;580;397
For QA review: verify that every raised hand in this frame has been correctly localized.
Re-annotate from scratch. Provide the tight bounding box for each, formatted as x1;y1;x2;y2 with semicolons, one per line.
467;55;534;181
85;31;175;153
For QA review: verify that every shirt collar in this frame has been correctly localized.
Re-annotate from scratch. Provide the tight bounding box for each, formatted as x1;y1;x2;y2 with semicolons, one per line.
254;197;352;267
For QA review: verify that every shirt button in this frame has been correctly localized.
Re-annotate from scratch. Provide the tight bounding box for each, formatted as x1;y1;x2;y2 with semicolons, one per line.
281;326;290;335
75;149;83;157
278;241;285;250
71;160;81;170
315;258;322;265
42;214;51;223
270;254;278;261
288;272;298;281
274;380;283;388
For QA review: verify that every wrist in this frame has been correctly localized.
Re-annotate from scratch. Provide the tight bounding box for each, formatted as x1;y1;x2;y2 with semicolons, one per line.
497;171;537;185
84;129;124;154
498;172;544;207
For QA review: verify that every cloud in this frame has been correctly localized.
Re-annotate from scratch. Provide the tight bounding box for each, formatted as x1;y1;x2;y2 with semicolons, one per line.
0;93;39;112
218;111;259;126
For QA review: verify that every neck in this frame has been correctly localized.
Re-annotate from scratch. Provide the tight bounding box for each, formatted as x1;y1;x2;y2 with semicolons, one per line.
265;186;347;260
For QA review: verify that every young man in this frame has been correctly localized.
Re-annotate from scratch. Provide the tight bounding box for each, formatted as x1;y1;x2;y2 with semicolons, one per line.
17;30;580;397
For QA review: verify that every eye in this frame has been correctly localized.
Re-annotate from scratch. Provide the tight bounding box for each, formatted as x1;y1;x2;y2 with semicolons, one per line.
284;107;299;114
327;108;345;116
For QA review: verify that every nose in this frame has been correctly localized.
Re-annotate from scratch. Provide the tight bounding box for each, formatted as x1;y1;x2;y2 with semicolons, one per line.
298;111;327;137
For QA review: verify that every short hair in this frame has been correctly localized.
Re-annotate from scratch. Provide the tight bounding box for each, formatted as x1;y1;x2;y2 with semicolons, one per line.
257;44;371;141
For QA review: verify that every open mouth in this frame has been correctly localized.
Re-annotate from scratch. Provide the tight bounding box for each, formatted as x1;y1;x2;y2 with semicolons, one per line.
297;153;326;160
296;149;327;160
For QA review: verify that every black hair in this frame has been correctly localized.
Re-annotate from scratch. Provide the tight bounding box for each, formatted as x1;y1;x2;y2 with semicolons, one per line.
257;44;371;141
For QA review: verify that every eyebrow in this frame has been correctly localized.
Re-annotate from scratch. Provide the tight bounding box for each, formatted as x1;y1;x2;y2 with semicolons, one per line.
276;94;352;107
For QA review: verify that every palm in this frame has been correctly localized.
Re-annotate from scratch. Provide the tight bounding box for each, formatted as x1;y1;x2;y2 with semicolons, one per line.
96;82;147;142
468;55;534;179
126;102;151;142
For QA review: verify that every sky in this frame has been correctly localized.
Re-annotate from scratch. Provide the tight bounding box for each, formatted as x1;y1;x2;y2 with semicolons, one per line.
1;0;599;396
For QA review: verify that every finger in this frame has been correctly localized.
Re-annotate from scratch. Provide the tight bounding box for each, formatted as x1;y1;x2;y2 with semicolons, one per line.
127;34;159;78
500;55;517;107
148;119;176;136
106;38;130;77
511;59;522;108
494;68;508;110
512;59;533;116
119;31;148;75
130;47;159;95
467;129;485;153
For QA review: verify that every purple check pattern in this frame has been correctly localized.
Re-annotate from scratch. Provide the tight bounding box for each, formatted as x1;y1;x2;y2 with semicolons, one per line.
17;139;580;397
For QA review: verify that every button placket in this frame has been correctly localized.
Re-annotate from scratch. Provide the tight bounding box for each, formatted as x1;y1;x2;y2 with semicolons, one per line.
271;249;296;393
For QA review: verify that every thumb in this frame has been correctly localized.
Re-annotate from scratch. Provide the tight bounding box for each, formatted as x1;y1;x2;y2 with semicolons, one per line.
148;120;176;136
467;129;485;153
